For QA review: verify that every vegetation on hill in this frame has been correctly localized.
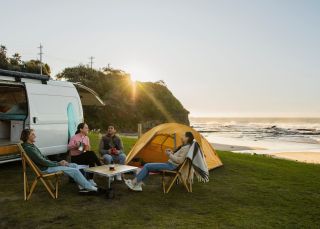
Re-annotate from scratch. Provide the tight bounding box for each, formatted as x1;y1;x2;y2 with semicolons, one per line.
0;44;189;131
56;66;190;131
1;134;320;228
0;45;51;75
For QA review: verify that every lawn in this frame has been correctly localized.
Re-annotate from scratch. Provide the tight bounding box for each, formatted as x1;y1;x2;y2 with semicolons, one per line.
1;134;320;228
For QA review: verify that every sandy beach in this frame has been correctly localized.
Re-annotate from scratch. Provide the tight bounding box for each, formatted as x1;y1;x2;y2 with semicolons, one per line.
212;142;320;164
270;152;320;164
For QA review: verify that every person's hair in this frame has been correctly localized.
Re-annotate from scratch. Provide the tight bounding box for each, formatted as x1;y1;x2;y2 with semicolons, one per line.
20;129;34;142
75;122;87;134
185;131;194;144
173;132;195;153
108;124;115;129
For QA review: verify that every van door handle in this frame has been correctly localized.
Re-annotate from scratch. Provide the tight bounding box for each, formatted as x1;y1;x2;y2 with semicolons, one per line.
33;117;38;124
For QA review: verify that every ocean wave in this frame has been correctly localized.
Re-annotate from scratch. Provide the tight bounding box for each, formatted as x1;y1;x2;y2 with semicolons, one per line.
191;118;320;145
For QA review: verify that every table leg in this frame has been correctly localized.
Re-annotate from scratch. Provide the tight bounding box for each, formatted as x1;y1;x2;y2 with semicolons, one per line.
108;177;111;189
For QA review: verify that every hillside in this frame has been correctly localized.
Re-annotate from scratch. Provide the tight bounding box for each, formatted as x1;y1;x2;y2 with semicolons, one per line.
56;66;189;131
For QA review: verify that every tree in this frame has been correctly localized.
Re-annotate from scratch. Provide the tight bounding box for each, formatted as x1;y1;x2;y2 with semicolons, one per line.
0;45;51;75
0;45;9;69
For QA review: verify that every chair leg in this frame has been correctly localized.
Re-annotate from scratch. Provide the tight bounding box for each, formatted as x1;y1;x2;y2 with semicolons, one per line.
55;175;60;198
40;178;56;199
179;175;190;193
55;178;59;199
162;173;166;194
23;171;28;201
27;178;38;200
166;174;179;193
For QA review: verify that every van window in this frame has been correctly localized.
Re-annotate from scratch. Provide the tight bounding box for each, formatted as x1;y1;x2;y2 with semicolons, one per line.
0;85;27;120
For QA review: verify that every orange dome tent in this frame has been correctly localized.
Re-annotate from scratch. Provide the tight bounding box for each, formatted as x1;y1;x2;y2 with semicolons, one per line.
126;123;222;170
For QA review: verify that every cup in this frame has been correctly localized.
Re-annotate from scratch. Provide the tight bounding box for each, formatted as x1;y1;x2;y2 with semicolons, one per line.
109;164;115;171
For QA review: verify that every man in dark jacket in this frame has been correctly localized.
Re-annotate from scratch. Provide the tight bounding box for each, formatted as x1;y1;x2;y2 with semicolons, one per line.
99;125;126;168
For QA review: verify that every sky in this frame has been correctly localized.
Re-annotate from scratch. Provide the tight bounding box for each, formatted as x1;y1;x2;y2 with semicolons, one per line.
1;0;320;117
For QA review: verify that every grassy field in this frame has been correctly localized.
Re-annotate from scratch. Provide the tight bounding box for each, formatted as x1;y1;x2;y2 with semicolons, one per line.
1;134;320;228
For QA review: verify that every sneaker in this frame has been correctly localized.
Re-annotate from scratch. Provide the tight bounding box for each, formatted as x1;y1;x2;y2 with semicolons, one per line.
78;185;84;190
116;174;122;181
133;183;142;192
89;179;97;187
124;179;142;192
78;189;90;193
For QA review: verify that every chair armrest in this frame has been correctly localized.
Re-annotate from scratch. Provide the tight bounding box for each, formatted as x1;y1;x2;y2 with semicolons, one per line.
162;170;177;174
42;171;64;178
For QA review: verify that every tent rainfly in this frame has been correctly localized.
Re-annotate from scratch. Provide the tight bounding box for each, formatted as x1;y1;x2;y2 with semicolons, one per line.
126;123;223;170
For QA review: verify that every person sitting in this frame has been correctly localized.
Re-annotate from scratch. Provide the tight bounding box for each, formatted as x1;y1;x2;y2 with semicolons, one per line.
99;125;126;181
20;129;98;193
68;123;102;186
125;132;194;191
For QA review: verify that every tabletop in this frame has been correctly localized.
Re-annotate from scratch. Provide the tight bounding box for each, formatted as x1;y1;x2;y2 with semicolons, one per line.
84;164;138;177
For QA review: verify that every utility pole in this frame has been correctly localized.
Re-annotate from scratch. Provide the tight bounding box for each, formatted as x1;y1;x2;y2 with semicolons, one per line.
89;56;94;69
38;43;43;75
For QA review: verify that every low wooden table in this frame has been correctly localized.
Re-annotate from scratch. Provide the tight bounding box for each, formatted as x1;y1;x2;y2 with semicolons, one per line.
84;164;138;189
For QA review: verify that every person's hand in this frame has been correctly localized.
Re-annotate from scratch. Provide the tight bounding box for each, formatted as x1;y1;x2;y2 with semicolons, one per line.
165;149;172;157
83;144;89;152
59;160;69;166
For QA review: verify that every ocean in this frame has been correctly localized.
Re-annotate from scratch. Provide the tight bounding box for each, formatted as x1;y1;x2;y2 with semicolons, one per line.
190;117;320;154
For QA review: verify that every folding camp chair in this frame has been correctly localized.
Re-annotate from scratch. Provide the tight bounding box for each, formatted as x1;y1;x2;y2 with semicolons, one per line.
162;159;193;194
17;144;63;200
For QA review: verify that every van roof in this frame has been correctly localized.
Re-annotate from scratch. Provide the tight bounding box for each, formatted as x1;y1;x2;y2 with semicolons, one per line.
0;69;50;84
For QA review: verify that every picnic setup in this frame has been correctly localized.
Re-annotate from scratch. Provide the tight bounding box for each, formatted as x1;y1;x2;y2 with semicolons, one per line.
16;123;222;200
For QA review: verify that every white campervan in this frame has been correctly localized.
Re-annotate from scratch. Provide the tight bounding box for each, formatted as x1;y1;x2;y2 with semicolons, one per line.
0;69;104;163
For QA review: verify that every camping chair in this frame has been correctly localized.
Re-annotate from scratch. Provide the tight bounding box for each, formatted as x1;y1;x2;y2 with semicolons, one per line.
17;144;63;200
162;159;192;194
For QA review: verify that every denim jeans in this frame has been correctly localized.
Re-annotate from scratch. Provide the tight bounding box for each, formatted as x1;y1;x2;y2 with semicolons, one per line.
136;162;177;183
43;163;95;191
103;151;126;165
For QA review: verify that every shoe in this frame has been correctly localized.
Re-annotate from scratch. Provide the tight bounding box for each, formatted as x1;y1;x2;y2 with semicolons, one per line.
124;179;142;192
116;174;122;181
133;183;142;192
89;179;97;187
78;184;84;190
78;189;99;195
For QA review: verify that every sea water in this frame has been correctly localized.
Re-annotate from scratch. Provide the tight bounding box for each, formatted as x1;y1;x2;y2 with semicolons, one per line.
190;117;320;154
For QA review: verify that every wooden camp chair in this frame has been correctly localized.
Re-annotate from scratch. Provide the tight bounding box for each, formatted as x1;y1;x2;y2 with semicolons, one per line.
162;159;192;194
17;144;63;200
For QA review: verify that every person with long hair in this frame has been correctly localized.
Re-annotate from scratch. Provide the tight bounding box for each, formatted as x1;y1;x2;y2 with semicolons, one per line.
125;132;194;192
20;129;98;193
68;123;102;187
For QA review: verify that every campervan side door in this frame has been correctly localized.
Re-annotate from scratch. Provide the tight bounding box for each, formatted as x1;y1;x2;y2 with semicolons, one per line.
24;81;82;155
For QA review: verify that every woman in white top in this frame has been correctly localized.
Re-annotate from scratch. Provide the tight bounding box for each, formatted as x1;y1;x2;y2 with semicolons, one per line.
125;132;194;191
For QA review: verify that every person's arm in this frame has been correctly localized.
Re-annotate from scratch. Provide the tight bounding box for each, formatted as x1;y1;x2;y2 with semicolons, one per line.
24;145;58;167
99;138;109;155
86;136;91;151
168;146;189;165
117;137;124;151
68;136;78;150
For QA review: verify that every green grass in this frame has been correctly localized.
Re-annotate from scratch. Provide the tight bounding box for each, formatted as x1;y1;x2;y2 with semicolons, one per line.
1;133;320;228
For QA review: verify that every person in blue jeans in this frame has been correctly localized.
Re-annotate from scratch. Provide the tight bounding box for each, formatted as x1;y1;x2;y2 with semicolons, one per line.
20;129;98;193
125;132;194;192
99;125;126;180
